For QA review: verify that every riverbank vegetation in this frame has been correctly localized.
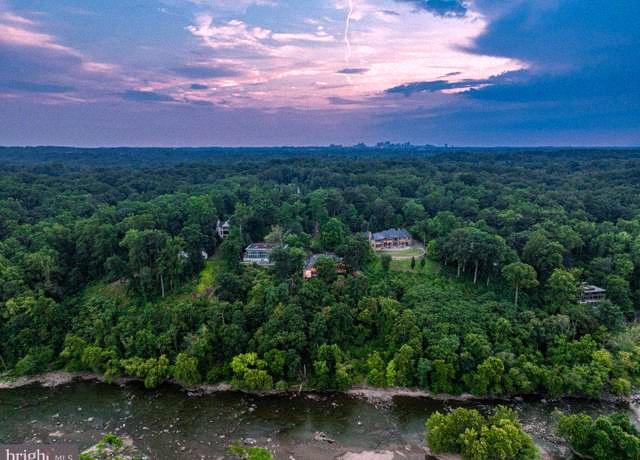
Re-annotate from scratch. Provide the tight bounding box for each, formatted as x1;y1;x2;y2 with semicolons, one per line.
1;147;639;399
79;433;141;460
557;412;640;459
228;443;273;460
425;406;538;459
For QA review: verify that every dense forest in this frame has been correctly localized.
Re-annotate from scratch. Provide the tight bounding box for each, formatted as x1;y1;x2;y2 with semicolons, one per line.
1;147;639;399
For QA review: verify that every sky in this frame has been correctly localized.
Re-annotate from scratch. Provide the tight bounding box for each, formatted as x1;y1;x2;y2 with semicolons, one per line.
0;0;638;147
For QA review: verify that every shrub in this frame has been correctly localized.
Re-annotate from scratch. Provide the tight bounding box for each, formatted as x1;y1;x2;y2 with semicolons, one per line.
426;406;538;460
558;412;640;460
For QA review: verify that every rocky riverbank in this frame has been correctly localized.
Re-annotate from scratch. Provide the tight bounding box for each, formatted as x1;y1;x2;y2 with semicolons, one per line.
81;435;148;460
0;370;635;413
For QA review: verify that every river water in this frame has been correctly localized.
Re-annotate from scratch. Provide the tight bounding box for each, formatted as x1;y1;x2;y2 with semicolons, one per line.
0;381;634;459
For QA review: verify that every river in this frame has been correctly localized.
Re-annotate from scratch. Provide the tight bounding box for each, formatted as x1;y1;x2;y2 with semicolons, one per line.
0;381;634;459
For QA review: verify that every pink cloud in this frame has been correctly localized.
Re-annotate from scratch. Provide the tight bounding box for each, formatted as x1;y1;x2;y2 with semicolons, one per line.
180;1;525;112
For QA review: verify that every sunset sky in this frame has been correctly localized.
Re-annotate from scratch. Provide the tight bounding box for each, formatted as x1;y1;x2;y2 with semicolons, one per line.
1;0;638;146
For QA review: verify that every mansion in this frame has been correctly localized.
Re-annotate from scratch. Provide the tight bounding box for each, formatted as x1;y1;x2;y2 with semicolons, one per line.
367;228;412;251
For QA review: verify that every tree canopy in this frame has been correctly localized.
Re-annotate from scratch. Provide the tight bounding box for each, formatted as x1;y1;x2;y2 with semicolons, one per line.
0;147;639;399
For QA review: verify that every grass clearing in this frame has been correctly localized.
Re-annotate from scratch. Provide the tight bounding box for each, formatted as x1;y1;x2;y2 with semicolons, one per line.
379;247;425;259
390;256;440;273
196;257;221;294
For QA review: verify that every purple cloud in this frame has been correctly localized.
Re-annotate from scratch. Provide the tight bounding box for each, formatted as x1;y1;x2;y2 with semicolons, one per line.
121;90;175;102
0;80;74;93
173;65;241;79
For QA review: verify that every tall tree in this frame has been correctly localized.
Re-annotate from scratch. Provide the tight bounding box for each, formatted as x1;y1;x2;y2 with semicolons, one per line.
502;262;539;306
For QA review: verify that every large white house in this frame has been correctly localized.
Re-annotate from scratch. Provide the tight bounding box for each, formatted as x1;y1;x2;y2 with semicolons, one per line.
242;242;280;265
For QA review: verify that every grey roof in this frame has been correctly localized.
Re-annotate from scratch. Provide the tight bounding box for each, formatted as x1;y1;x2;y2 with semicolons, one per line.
580;284;606;294
371;228;411;241
245;242;280;251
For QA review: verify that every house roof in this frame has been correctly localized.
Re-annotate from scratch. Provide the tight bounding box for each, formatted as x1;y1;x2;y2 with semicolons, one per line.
580;284;606;294
245;242;280;251
371;228;411;241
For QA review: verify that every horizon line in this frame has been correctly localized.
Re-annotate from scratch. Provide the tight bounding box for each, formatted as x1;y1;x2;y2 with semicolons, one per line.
1;144;639;150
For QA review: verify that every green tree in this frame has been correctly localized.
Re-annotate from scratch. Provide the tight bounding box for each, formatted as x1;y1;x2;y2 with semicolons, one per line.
230;353;273;391
313;344;351;390
431;359;456;394
402;199;425;225
366;352;386;387
381;254;392;273
502;262;539;306
314;256;338;284
545;268;578;311
426;408;485;454
337;235;372;273
558;412;640;460
523;231;565;278
320;218;347;251
426;406;538;460
219;229;244;272
173;353;201;387
467;356;504;396
264;225;285;244
121;355;170;389
386;344;415;387
271;246;306;281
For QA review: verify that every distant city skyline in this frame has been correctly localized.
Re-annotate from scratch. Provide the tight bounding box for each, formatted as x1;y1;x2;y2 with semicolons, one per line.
1;0;638;147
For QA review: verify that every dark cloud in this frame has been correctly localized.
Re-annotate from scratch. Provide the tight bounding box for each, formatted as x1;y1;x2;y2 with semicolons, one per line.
385;74;519;96
121;90;175;102
187;99;214;107
0;44;82;77
190;83;209;90
466;69;635;103
375;99;640;146
380;0;640;143
0;25;117;102
387;79;475;95
394;0;466;17
0;80;74;93
173;65;240;79
464;1;640;107
0;45;83;96
470;1;640;68
337;68;368;75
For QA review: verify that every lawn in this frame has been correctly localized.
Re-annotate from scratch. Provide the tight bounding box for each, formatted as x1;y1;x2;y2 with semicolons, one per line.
379;246;426;259
390;256;440;273
196;257;221;294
